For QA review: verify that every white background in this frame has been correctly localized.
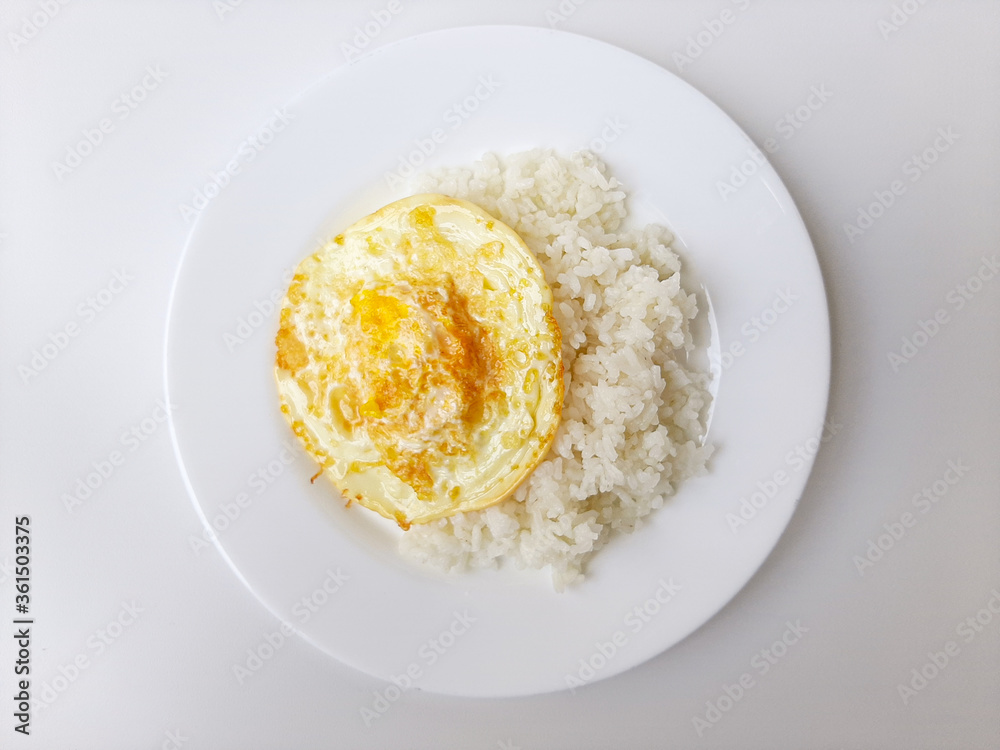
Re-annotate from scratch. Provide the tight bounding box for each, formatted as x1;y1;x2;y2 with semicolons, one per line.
1;1;998;748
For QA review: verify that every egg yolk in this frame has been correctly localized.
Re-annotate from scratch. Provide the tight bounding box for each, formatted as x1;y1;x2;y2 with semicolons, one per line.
343;281;505;500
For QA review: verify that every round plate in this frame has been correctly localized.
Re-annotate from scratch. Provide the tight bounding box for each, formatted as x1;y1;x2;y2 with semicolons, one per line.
165;26;829;697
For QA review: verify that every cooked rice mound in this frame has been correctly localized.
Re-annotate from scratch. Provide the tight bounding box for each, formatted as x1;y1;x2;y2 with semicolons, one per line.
401;149;713;589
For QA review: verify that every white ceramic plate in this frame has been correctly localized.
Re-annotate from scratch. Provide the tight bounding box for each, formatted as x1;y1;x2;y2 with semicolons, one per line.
165;26;829;698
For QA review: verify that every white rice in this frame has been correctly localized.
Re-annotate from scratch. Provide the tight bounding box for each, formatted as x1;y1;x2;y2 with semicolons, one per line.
401;149;713;589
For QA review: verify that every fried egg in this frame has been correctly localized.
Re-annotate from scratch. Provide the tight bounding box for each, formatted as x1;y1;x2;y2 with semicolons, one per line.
275;194;563;528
